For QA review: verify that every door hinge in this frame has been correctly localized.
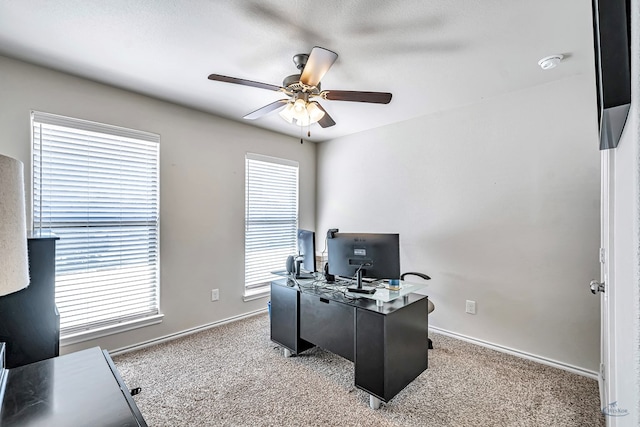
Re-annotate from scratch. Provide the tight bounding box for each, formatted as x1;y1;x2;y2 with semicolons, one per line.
599;248;606;263
600;363;605;382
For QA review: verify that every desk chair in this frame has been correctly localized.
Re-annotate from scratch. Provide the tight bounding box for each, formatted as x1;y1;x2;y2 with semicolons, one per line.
400;272;433;349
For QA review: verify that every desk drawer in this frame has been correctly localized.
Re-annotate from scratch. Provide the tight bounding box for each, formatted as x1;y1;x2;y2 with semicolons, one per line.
299;293;355;361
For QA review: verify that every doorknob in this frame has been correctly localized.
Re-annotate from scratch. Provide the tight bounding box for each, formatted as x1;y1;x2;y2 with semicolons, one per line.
590;280;605;294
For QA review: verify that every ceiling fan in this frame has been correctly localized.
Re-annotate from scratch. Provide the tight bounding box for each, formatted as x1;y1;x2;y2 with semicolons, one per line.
207;46;392;129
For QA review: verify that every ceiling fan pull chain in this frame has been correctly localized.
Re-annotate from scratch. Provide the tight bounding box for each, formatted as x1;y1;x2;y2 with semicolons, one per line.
300;121;304;144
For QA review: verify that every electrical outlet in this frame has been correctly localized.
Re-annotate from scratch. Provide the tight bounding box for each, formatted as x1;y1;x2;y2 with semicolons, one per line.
211;289;219;301
465;300;476;315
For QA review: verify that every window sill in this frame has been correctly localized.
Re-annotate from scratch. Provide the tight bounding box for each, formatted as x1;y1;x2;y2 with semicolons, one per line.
243;288;270;302
60;314;164;347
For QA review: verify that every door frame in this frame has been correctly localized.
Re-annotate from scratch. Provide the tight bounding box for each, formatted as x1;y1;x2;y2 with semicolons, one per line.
599;149;615;419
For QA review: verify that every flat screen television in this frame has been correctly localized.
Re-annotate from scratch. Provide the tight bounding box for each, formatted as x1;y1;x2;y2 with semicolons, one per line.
296;229;316;279
327;232;400;294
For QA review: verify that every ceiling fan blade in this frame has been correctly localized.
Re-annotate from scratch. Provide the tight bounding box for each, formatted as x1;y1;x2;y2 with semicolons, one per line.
208;74;283;92
300;46;338;87
312;102;336;128
324;90;392;104
243;99;289;120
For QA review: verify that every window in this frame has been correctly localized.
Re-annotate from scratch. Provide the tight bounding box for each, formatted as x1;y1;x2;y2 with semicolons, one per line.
244;153;298;299
32;111;161;342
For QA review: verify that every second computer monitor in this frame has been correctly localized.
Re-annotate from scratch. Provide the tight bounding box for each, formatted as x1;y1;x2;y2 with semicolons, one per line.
297;229;316;274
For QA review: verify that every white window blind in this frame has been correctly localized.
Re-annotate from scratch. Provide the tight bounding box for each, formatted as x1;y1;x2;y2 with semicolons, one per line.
245;153;298;294
31;111;160;338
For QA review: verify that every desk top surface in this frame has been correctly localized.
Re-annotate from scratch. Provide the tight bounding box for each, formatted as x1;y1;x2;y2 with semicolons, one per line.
1;346;144;427
271;277;428;314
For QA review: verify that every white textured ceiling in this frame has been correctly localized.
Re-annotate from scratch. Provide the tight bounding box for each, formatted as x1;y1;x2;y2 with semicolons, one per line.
0;0;595;142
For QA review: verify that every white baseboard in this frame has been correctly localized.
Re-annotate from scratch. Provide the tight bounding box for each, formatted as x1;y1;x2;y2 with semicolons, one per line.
108;308;268;356
430;326;599;380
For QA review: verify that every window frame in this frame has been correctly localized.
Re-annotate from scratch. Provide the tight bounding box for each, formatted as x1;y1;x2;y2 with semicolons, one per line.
31;111;163;345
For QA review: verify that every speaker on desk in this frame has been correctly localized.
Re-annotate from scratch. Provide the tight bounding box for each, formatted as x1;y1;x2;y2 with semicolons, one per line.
324;262;335;283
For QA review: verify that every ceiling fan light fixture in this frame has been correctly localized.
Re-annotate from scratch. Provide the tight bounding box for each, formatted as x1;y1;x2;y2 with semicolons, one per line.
306;102;325;123
296;114;311;127
278;100;325;127
293;98;306;113
279;103;295;123
292;102;310;126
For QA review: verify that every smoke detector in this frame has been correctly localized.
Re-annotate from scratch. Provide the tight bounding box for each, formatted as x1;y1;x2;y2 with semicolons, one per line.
538;55;563;70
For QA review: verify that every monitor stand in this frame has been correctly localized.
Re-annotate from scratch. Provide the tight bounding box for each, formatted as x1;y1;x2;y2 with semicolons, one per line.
295;259;315;280
347;269;376;294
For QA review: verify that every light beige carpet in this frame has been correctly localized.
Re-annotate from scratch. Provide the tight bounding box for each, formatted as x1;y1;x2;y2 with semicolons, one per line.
114;313;604;426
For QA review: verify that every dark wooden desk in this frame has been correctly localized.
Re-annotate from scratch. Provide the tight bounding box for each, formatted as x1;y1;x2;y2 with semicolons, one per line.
0;345;147;426
270;278;428;409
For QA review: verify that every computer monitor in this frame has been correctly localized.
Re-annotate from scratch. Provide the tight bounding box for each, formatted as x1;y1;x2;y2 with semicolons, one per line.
327;232;400;294
296;229;316;279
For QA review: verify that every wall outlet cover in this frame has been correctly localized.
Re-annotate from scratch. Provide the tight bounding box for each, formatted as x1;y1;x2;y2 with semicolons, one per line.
465;300;476;315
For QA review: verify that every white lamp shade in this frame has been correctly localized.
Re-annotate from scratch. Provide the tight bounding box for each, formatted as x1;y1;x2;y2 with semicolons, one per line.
278;103;295;123
0;154;29;296
296;112;311;127
279;100;326;127
306;102;325;123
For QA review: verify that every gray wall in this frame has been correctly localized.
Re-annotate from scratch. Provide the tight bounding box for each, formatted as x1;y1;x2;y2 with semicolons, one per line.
0;55;316;354
317;74;602;372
